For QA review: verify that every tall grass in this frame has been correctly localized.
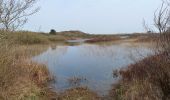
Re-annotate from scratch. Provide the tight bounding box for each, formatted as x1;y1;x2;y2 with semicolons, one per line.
4;31;67;45
58;87;99;100
0;35;55;99
111;54;170;100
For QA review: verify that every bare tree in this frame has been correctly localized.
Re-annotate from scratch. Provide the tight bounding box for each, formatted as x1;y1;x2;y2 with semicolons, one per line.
0;0;39;31
153;0;170;55
163;0;170;5
154;2;170;34
143;19;153;33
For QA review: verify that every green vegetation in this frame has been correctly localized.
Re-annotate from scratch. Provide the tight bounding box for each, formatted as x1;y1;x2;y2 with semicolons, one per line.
9;32;49;44
4;31;67;45
57;30;90;38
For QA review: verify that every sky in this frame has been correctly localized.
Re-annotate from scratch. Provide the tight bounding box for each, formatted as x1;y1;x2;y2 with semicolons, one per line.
23;0;162;34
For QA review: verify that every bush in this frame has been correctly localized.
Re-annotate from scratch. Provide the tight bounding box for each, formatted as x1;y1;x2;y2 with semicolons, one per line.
111;54;170;100
49;29;56;35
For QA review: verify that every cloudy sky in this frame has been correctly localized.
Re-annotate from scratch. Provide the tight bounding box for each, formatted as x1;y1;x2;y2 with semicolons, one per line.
23;0;162;34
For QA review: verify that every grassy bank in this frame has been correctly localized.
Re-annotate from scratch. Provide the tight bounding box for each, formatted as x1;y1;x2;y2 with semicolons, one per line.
0;39;56;99
4;31;68;45
4;30;154;45
3;31;120;45
110;53;170;100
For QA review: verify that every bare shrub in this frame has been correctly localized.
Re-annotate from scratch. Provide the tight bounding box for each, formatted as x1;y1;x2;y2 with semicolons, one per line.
0;0;39;31
0;41;53;99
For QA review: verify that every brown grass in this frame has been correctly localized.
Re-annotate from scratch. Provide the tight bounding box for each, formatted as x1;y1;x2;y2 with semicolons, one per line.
0;40;56;99
4;31;67;45
85;36;120;43
110;53;170;100
58;87;100;100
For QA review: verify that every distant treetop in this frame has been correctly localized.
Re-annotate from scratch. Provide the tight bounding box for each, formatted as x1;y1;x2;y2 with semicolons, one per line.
49;29;57;35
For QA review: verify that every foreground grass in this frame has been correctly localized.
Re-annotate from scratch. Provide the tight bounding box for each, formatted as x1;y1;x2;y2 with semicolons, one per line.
110;53;170;100
0;40;55;99
57;87;100;100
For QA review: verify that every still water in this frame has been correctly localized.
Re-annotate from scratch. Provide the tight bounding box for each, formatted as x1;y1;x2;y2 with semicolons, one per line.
32;42;153;95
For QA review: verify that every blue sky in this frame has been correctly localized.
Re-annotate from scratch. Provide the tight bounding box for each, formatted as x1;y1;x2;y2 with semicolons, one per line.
24;0;162;34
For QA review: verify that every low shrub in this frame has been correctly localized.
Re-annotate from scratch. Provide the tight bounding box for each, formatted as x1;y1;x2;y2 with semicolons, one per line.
111;54;170;100
49;29;56;35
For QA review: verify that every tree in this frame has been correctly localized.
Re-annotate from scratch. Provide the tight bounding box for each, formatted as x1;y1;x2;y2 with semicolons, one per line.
49;29;56;35
154;2;170;34
0;0;39;31
163;0;170;5
151;0;170;56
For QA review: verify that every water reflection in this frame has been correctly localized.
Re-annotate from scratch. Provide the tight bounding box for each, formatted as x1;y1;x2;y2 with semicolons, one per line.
32;42;153;95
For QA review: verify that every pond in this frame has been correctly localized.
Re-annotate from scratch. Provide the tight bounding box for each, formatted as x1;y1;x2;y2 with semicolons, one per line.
32;42;154;95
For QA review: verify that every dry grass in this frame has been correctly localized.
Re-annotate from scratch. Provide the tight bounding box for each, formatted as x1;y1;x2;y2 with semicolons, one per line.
110;53;170;100
4;31;67;45
84;34;121;43
58;87;100;100
0;40;55;100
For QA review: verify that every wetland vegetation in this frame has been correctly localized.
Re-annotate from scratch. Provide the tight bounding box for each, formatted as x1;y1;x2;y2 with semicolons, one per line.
0;0;170;100
0;30;159;100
